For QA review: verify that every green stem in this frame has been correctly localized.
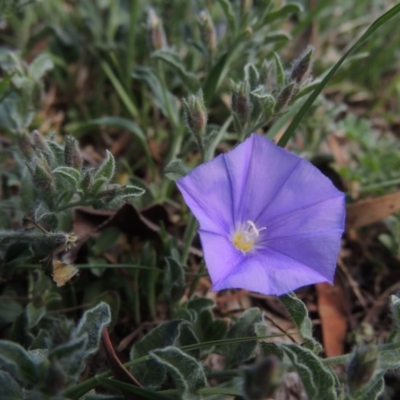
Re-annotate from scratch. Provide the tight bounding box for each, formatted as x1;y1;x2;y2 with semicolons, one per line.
180;213;198;265
124;0;141;88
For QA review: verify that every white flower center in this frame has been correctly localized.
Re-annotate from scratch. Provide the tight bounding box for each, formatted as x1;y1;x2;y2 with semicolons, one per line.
232;220;266;253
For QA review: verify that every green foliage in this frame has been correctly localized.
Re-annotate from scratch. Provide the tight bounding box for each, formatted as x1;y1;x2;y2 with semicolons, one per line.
218;308;263;367
2;1;400;399
129;320;186;388
0;302;109;397
279;292;321;352
282;344;337;400
151;347;206;394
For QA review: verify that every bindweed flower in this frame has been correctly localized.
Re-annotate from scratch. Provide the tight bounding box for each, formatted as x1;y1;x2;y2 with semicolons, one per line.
177;134;345;296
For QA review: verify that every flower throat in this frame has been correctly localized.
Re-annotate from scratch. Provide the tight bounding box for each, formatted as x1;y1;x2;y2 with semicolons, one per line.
232;221;266;253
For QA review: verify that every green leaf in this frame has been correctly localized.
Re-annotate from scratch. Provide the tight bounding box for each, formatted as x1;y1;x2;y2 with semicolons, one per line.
202;30;249;104
118;185;145;199
255;323;284;360
48;335;87;377
186;297;215;314
151;50;200;91
194;309;228;345
0;340;38;384
52;166;81;187
96;377;176;400
94;150;115;182
0;371;23;399
0;297;23;329
164;159;190;181
265;30;291;43
26;302;46;329
278;3;400;147
354;373;384;400
178;325;200;358
218;308;263;367
74;302;111;356
28;53;54;81
132;67;179;124
271;52;285;89
163;257;185;303
279;292;314;343
129;320;186;389
151;347;206;393
83;394;124;400
263;3;303;24
101;60;139;120
391;294;400;334
216;0;237;34
281;344;336;400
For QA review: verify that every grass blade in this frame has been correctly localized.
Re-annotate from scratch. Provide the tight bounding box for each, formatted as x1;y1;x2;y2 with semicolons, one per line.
278;3;400;147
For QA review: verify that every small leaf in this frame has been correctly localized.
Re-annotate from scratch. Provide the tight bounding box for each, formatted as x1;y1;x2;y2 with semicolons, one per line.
354;373;384;400
194;309;228;344
265;30;292;44
0;340;38;384
151;50;200;91
216;0;237;34
74;302;111;356
151;347;206;393
26;301;46;329
0;371;23;399
29;53;54;81
0;297;23;329
119;185;145;199
186;297;215;314
96;377;176;400
163;257;185;303
279;292;314;343
164;159;190;181
129;320;186;389
94;150;115;182
263;3;303;24
218;308;263;367
271;52;286;90
52;166;81;187
48;335;87;378
281;344;336;400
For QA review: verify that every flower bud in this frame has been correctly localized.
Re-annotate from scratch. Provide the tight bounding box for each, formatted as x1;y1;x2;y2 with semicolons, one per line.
251;86;276;119
64;136;83;171
80;168;94;194
242;356;281;400
259;60;277;93
347;344;378;395
31;130;54;165
147;8;168;50
33;158;55;194
290;46;314;83
231;80;250;123
31;130;47;152
183;90;208;139
241;0;253;14
198;10;217;55
276;82;297;111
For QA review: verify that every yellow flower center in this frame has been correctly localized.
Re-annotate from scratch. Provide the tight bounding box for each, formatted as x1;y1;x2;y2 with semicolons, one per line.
232;220;266;253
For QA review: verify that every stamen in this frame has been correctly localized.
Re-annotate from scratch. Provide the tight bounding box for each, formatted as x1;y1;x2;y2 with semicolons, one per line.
232;220;266;254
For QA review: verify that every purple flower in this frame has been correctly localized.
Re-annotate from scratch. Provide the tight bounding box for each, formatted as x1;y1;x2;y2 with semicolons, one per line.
177;134;345;296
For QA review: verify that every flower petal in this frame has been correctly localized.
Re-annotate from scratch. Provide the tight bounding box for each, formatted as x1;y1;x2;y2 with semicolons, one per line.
198;229;244;285
223;133;302;225
264;196;345;240
254;155;344;226
212;246;331;296
177;156;235;235
261;230;342;283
